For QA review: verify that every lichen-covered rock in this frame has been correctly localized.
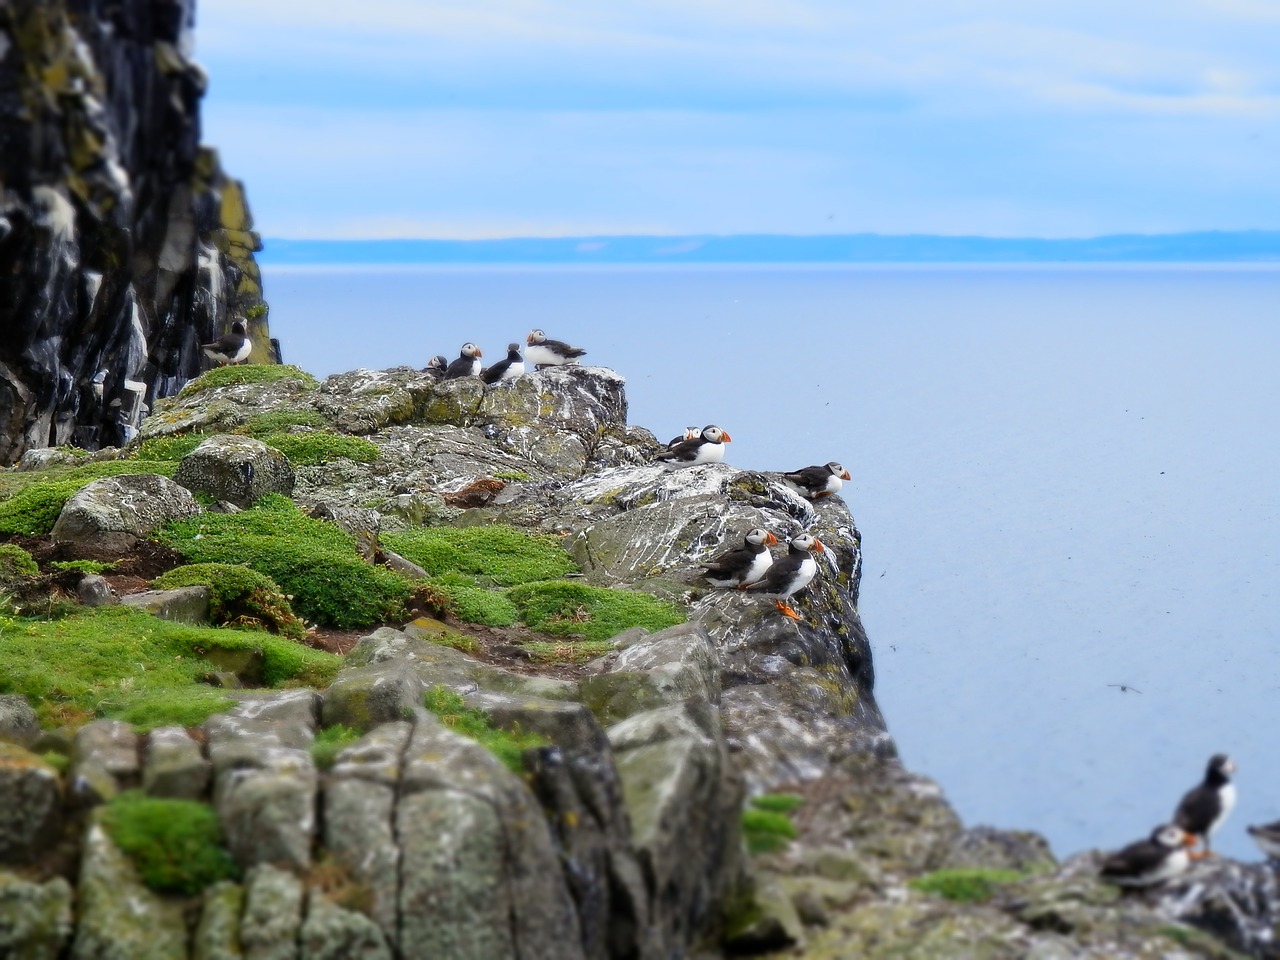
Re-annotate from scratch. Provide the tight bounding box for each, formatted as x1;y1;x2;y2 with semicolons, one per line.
143;726;212;800
71;719;139;804
240;864;304;960
300;894;392;960
0;745;62;863
0;873;73;960
397;712;585;960
76;573;116;607
0;695;39;748
320;659;426;732
71;814;189;960
193;880;246;960
120;584;212;625
175;434;296;507
205;691;319;871
724;871;805;953
50;473;201;545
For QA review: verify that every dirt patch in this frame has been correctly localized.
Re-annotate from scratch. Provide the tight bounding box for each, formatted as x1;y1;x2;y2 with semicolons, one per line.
6;534;186;581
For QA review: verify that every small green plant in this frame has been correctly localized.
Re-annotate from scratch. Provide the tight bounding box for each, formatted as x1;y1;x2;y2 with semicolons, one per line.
240;409;325;436
311;725;363;770
134;433;209;461
908;868;1025;903
426;575;519;627
160;494;410;628
507;580;684;643
0;544;39;582
518;638;614;664
258;432;381;466
742;794;804;854
244;303;269;320
39;750;70;775
422;686;547;774
152;563;307;640
102;791;240;894
492;470;531;482
178;364;318;397
49;559;112;575
383;525;577;587
0;460;178;536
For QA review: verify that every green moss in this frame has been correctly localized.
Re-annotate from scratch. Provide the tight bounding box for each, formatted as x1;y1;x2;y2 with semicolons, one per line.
0;460;178;536
0;544;39;582
152;563;307;640
311;724;362;770
0;605;338;728
908;868;1025;903
259;432;380;466
518;638;615;664
39;750;70;776
177;364;318;398
422;686;547;774
742;807;799;854
750;793;805;814
135;433;208;461
240;409;325;436
102;791;240;894
492;470;531;482
507;580;685;643
48;559;112;575
160;494;410;629
383;525;577;587
426;574;519;627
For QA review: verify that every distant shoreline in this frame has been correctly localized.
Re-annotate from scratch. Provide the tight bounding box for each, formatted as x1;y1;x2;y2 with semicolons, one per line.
258;231;1280;267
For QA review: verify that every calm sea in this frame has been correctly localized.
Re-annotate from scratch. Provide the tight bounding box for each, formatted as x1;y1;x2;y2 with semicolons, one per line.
262;262;1280;860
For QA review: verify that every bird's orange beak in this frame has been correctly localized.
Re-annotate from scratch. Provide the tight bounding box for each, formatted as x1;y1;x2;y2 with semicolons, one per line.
765;532;779;545
720;431;732;442
812;539;825;552
476;348;483;357
526;333;535;344
840;469;852;480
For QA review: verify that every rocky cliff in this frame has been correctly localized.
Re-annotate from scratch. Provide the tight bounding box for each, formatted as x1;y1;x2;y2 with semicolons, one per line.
1;363;1279;958
0;0;276;468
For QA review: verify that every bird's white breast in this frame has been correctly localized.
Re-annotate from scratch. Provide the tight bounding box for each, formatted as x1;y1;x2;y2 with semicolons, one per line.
499;361;525;380
526;344;565;366
742;550;773;586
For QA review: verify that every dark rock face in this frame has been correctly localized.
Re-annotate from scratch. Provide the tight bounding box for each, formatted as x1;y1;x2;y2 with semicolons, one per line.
0;0;276;466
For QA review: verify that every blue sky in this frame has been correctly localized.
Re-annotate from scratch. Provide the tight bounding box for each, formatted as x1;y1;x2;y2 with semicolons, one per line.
196;1;1280;240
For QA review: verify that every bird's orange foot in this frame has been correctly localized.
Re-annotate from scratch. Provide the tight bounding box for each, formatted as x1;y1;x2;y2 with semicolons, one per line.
775;600;802;620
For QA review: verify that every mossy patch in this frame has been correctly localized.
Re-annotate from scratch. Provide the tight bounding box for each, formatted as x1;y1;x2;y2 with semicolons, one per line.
743;794;803;854
425;574;520;627
311;724;362;770
908;868;1025;903
507;580;684;643
0;460;178;536
383;524;577;587
152;563;307;640
135;433;209;461
102;791;240;894
0;544;39;582
240;409;325;435
160;494;410;629
258;432;380;466
177;364;318;398
423;686;547;774
0;605;338;728
48;559;112;575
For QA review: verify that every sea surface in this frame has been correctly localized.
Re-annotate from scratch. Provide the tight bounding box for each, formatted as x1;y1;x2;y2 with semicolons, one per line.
261;262;1280;861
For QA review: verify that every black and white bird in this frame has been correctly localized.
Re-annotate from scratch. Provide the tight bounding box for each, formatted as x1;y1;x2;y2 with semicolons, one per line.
1173;753;1237;858
1099;824;1194;887
655;425;731;468
783;462;852;500
423;355;448;380
741;532;824;620
444;343;483;379
1246;821;1280;860
668;426;700;448
525;329;587;367
202;319;252;366
482;343;526;384
699;528;778;588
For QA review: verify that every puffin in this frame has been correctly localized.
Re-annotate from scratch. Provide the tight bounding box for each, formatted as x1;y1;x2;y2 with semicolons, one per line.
1246;821;1280;860
1099;824;1194;887
699;528;778;588
668;426;700;448
1173;753;1237;858
525;329;587;367
481;343;525;384
444;343;483;379
656;425;731;468
423;355;448;380
741;532;824;620
202;319;252;366
783;462;852;500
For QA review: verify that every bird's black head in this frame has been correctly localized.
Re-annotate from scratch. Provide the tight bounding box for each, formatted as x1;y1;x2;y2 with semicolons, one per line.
230;319;247;335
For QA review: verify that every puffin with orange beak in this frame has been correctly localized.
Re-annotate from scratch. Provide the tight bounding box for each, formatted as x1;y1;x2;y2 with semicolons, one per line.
742;532;824;619
526;329;587;367
444;342;483;379
699;528;778;588
783;462;852;500
656;424;731;467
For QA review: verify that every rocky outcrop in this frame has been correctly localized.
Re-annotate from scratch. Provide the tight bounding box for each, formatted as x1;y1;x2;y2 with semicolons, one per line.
0;0;277;466
50;473;200;546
